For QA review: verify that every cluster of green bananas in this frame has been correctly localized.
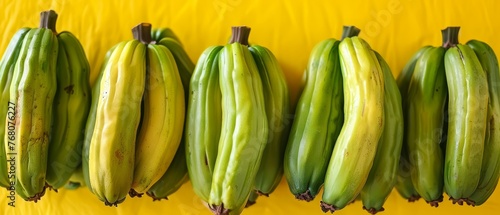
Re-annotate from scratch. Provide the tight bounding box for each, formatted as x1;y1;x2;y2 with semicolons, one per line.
0;10;91;202
185;26;290;215
395;26;500;208
285;26;404;214
81;23;193;206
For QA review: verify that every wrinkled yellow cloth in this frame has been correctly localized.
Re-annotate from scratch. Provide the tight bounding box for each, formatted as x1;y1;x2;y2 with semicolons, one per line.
0;0;499;214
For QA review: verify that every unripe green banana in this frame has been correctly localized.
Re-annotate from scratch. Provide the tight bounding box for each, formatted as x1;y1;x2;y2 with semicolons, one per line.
444;39;488;204
208;27;268;215
466;40;500;206
10;11;59;201
185;45;223;202
46;31;91;190
361;51;403;214
245;190;259;208
88;36;146;206
249;45;290;197
0;27;30;189
146;139;189;201
405;46;447;207
64;163;86;190
130;39;185;194
394;46;430;203
284;38;343;201
152;28;182;45
321;36;385;213
82;44;116;194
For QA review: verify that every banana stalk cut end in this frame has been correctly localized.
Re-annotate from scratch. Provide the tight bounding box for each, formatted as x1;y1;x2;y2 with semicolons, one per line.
39;10;58;33
228;26;251;45
341;26;361;40
132;23;153;44
441;26;461;48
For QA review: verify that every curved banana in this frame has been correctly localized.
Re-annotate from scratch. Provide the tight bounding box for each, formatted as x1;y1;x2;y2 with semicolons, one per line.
82;44;116;194
321;36;385;213
466;40;500;206
284;38;343;201
208;27;268;215
396;46;432;93
152;28;182;45
146;140;189;201
249;45;290;196
157;37;195;97
88;38;146;206
64;163;86;190
405;47;447;207
46;31;91;190
444;43;488;204
361;51;403;214
0;27;30;188
185;45;223;202
131;43;185;194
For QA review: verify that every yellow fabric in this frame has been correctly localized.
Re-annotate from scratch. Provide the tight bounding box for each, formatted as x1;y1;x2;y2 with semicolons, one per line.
0;0;499;214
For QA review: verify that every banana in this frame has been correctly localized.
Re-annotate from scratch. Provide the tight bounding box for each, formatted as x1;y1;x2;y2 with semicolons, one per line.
0;27;30;189
245;190;259;208
157;37;195;98
393;46;431;203
208;26;268;215
88;32;146;206
9;10;59;201
46;31;91;190
361;51;404;214
444;37;489;204
321;36;385;213
185;45;223;202
130;39;185;194
152;28;182;45
284;38;343;201
466;40;500;206
249;45;290;197
146;139;189;201
405;46;447;206
82;44;116;194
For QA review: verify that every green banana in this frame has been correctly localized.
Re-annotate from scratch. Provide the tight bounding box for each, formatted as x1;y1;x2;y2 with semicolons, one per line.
146;140;189;201
130;37;185;194
64;163;86;190
393;46;431;203
249;45;290;197
9;11;59;201
360;51;404;214
82;44;116;194
466;40;500;206
0;27;30;189
208;26;268;215
405;46;447;207
444;33;489;204
245;190;259;208
152;28;182;45
321;36;385;213
284;38;343;201
88;34;146;206
185;45;223;202
46;31;91;190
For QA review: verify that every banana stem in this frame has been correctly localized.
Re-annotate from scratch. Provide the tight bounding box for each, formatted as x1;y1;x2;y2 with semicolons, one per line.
441;26;460;48
132;23;153;44
341;26;361;40
39;10;58;33
229;26;251;45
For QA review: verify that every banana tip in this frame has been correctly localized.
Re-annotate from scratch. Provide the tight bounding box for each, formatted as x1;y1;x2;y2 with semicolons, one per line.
146;192;169;201
128;189;144;198
407;195;421;202
295;190;314;202
449;197;475;206
320;201;338;213
209;203;230;215
362;206;385;214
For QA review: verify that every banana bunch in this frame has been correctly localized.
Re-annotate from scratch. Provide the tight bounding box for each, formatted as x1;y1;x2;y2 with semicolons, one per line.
0;10;91;202
397;27;500;207
284;26;403;214
84;23;185;206
185;26;289;215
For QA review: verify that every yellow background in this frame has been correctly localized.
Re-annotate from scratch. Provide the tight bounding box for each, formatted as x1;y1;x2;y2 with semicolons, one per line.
1;0;500;214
